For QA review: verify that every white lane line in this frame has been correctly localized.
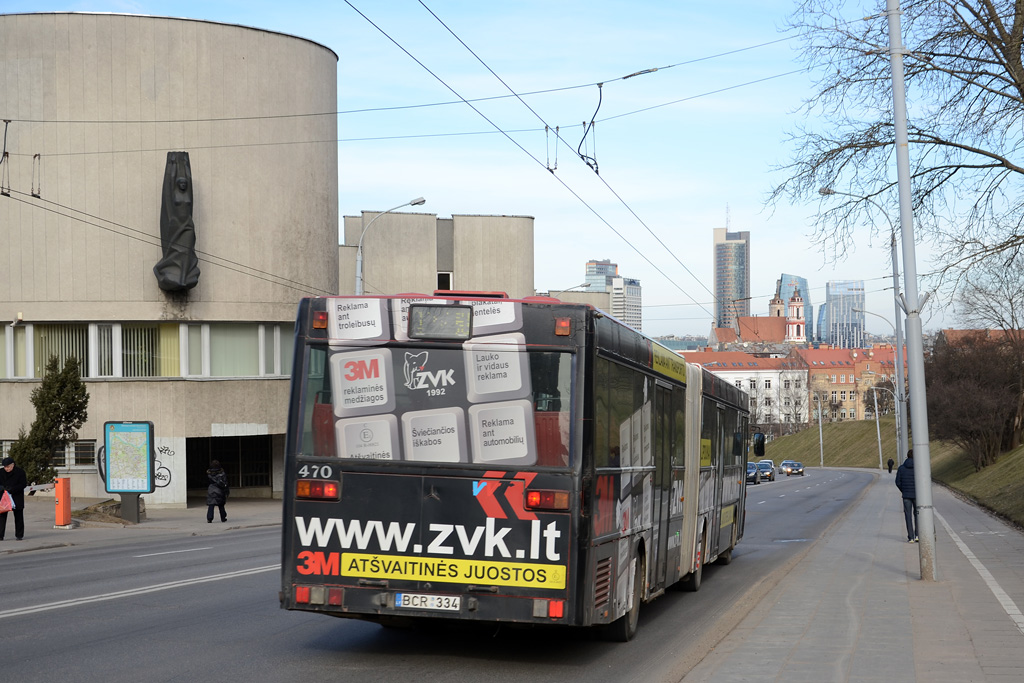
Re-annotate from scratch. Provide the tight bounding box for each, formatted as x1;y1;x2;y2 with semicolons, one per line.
0;564;279;620
134;547;212;558
757;501;765;504
935;512;1024;636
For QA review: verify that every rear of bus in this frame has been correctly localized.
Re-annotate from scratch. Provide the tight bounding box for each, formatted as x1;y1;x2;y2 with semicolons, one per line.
280;295;581;628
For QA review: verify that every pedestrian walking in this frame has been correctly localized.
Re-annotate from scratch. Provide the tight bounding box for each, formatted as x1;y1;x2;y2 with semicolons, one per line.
894;449;917;542
887;457;895;474
206;460;229;523
0;456;28;541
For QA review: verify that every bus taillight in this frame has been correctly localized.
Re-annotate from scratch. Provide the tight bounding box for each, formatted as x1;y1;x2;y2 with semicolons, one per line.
312;310;328;329
554;317;571;336
525;489;570;511
296;479;340;500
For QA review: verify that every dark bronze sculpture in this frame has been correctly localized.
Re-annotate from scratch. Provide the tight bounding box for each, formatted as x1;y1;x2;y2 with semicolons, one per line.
154;151;200;291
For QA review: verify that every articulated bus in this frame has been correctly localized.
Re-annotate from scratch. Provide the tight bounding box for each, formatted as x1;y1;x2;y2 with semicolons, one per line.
280;293;750;640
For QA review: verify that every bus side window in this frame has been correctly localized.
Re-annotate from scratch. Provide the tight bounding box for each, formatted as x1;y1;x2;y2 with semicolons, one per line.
305;347;334;458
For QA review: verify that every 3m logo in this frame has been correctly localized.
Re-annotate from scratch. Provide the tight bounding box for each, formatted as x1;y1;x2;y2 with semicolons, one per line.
344;358;380;381
473;471;537;520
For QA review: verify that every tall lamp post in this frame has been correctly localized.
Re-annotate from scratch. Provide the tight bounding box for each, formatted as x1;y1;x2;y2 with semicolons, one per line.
820;188;909;464
853;307;908;463
355;197;426;295
867;383;900;470
814;392;825;468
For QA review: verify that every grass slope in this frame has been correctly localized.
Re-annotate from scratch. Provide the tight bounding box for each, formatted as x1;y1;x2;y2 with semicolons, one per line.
763;417;1024;528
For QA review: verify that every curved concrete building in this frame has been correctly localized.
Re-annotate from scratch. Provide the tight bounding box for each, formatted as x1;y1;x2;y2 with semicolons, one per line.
0;13;339;504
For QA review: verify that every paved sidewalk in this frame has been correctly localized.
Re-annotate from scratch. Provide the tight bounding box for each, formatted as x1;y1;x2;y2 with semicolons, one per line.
0;495;283;553
683;470;1024;682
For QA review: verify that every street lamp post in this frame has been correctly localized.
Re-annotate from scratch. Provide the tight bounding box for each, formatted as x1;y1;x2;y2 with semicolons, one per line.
815;392;825;468
853;307;909;464
820;188;909;464
355;197;426;295
867;383;900;469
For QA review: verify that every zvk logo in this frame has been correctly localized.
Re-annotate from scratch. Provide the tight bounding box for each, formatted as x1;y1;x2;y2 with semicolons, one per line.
403;352;456;390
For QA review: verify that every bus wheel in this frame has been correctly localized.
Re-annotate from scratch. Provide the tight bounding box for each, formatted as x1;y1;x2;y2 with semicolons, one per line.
606;553;643;642
682;532;704;592
716;548;733;565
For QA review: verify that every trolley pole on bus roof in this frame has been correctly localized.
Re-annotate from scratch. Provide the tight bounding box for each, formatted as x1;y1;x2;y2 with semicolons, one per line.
355;197;426;295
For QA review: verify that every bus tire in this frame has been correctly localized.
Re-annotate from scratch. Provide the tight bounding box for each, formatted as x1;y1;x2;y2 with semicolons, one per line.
716;548;733;565
682;531;704;592
606;553;643;642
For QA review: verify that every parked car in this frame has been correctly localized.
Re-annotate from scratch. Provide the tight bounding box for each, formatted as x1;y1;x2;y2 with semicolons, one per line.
787;462;805;476
780;460;797;475
747;462;761;485
757;461;776;482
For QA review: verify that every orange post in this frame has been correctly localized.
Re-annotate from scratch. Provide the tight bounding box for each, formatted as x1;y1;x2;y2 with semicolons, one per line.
55;477;71;527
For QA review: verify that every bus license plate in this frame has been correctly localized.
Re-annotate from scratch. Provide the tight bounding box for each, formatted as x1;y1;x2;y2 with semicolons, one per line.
394;592;461;612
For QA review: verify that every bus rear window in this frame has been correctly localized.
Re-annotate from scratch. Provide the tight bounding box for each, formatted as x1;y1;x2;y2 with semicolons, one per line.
300;345;572;467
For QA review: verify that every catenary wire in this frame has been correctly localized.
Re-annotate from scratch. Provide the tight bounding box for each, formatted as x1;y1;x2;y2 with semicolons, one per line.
344;0;711;314
417;0;719;316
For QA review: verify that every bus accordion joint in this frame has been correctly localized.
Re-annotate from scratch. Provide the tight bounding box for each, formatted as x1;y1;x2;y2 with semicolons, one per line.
296;479;340;500
525;489;570;511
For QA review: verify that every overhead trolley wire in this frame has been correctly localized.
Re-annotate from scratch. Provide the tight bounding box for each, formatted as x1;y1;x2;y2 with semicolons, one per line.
415;0;721;317
344;0;710;315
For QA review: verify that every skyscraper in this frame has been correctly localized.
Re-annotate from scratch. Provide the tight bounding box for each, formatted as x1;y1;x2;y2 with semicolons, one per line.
824;280;866;348
780;273;814;342
584;259;642;330
713;228;750;329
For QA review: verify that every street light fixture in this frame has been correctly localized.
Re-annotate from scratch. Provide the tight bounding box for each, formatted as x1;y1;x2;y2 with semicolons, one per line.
355;197;426;295
820;187;909;464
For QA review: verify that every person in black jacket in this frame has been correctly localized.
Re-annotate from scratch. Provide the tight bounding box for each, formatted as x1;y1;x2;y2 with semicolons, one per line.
0;456;29;540
206;460;229;523
894;450;917;542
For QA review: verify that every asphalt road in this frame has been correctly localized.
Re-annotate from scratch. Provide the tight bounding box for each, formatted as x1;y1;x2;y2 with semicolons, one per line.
2;469;871;683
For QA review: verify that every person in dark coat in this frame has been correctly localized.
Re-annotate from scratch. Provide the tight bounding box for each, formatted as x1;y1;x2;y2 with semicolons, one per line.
894;449;917;542
0;456;29;540
887;457;895;474
206;460;229;523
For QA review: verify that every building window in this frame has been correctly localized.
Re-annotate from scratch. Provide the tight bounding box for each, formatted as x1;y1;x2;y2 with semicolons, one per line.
841;391;847;401
764;397;772;406
840;374;846;383
210;324;260;377
851;391;857;401
735;380;741;388
784;379;791;389
437;272;453;291
765;379;772;389
841;409;847;419
74;440;96;466
749;379;756;390
831;374;837;383
784;397;791;406
33;323;88;377
123;323;180;377
795;379;802;389
831;391;838;402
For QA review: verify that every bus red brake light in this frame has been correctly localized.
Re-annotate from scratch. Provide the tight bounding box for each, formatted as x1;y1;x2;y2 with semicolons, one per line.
525;489;570;511
312;310;328;329
296;479;340;500
554;317;571;336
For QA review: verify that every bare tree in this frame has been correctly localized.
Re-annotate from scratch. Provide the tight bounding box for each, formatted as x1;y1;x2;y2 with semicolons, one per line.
926;331;1017;469
955;262;1024;448
774;1;1024;280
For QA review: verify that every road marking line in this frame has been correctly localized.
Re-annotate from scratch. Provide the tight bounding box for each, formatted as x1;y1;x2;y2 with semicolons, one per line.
134;547;212;558
935;512;1024;636
0;564;279;620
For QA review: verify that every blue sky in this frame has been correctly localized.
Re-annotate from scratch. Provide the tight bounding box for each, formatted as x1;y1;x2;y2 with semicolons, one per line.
2;1;947;337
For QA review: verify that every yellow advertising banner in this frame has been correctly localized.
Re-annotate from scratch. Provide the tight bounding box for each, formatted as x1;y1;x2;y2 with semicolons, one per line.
339;552;567;590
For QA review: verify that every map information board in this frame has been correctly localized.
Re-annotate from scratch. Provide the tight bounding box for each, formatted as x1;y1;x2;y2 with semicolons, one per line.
104;421;155;494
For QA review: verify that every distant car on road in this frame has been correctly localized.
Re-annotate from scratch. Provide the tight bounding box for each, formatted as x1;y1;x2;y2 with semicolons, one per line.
780;459;797;474
757;461;776;482
787;462;805;476
747;462;761;485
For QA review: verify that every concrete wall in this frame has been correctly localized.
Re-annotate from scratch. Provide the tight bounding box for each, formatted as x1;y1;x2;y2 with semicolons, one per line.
0;13;339;324
339;212;535;298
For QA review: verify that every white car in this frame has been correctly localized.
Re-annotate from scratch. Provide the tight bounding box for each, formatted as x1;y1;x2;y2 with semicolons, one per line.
758;459;776;475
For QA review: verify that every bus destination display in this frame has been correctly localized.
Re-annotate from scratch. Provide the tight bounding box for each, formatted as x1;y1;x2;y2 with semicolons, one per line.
408;304;473;340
